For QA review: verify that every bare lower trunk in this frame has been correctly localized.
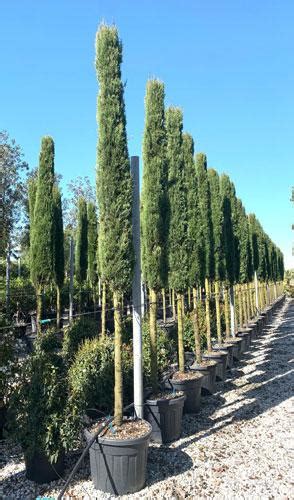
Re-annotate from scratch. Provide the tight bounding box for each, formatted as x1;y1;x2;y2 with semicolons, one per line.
187;287;191;310
56;285;61;329
177;292;185;372
193;287;197;310
172;289;176;320
215;281;222;344
193;296;202;364
238;284;243;329
205;278;212;352
101;282;106;337
36;285;43;335
113;290;123;427
149;288;158;392
162;288;166;323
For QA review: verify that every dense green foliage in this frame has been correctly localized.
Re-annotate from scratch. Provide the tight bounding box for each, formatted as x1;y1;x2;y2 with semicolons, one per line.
75;197;88;284
53;185;65;289
220;174;236;285
141;79;167;290
166;107;189;291
30;137;55;286
96;24;134;293
196;153;214;283
208;169;224;281
62;317;98;363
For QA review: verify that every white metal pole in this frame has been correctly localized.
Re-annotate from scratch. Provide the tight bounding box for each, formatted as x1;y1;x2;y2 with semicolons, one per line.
69;236;74;323
254;270;259;312
229;285;235;335
131;156;144;419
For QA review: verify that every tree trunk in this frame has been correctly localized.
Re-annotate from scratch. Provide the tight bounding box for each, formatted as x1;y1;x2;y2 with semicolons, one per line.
215;281;222;344
205;278;212;352
101;282;106;337
56;285;61;329
172;289;176;320
162;288;166;323
238;284;243;329
187;287;191;310
113;290;123;426
177;292;185;372
224;286;230;340
36;285;43;335
149;288;158;392
242;284;248;326
193;295;202;364
229;285;235;336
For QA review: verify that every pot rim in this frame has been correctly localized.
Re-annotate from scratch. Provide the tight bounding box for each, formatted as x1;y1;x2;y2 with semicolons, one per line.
85;419;152;447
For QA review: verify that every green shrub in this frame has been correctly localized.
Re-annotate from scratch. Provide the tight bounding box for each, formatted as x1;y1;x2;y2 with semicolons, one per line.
0;314;16;406
62;317;98;362
8;348;70;463
35;328;61;353
183;311;207;353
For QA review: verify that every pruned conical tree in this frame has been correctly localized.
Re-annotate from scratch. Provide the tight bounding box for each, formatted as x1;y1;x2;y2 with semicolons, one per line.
96;24;134;426
184;133;202;363
30;136;55;331
53;185;64;328
141;79;167;392
196;153;214;351
75;197;88;284
220;174;236;338
166;107;189;372
28;177;37;284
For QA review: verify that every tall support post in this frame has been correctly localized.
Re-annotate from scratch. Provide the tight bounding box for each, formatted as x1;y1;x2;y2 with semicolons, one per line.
69;236;74;323
131;156;143;419
229;285;235;336
6;241;11;315
254;271;259;313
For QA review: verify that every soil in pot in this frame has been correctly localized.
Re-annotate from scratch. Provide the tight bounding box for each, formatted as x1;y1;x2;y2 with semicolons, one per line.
169;371;204;414
85;419;151;495
190;359;217;394
24;451;65;484
202;351;228;381
145;391;185;444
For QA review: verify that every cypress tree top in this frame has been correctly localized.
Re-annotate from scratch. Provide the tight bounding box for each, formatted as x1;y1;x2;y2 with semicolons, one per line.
208;168;224;282
248;213;260;273
183;132;201;287
96;24;134;292
30;136;55;286
141;79;167;290
166;107;189;292
53;185;64;289
196;153;214;283
220;174;236;285
87;201;98;287
75;197;88;284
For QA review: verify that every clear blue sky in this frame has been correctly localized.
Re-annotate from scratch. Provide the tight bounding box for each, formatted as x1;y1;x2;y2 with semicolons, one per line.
2;0;293;268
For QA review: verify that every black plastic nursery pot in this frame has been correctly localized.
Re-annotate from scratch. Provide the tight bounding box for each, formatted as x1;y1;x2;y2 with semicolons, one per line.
236;330;251;350
247;321;258;339
24;451;65;484
212;343;234;369
0;405;7;440
190;360;217;395
239;327;253;344
84;421;152;495
145;394;185;444
224;337;243;360
169;372;204;414
202;351;228;381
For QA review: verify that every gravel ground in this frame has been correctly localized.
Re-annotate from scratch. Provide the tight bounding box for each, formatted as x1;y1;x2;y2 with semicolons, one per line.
1;298;293;499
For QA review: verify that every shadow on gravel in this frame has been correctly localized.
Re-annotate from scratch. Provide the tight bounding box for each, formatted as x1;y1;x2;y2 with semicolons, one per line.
174;300;294;452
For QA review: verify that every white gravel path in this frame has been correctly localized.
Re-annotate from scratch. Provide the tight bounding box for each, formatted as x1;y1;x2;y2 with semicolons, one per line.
1;298;293;499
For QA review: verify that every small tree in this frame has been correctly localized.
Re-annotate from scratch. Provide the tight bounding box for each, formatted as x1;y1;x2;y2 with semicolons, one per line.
96;24;134;426
141;79;167;392
196;153;214;351
75;197;88;311
166;107;189;372
87;201;98;308
30;137;55;330
208;169;224;344
53;185;64;328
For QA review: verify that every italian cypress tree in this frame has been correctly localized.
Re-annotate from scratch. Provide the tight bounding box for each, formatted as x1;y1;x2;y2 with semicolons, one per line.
183;133;203;363
141;79;167;392
87;201;98;307
208;168;224;345
75;197;88;311
30;136;55;331
220;174;236;337
248;213;260;312
96;24;134;426
28;178;37;284
53;185;64;328
196;153;214;351
166;107;189;372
